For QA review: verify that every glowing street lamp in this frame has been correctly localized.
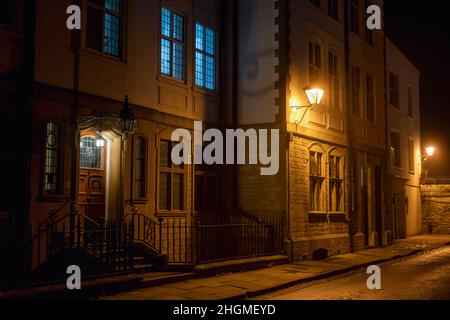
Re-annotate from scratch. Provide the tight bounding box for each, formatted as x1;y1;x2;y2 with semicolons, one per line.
290;87;324;125
425;146;436;158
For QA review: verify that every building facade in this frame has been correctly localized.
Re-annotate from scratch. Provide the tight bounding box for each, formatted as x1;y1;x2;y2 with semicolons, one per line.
386;39;422;239
0;0;423;283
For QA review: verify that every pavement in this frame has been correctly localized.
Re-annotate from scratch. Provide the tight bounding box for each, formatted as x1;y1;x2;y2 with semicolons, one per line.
101;234;450;300
260;246;450;300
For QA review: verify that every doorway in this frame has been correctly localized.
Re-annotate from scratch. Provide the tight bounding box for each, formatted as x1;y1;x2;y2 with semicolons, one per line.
78;134;106;224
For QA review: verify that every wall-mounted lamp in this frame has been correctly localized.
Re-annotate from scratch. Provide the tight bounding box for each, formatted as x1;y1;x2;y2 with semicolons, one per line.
425;146;436;158
291;87;324;125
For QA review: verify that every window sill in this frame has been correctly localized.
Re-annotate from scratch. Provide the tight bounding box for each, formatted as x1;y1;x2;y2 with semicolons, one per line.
79;48;128;68
157;74;188;90
308;213;328;223
192;86;218;98
156;211;189;217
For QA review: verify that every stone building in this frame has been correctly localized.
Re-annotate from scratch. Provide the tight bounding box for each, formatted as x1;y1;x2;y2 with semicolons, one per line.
0;0;423;283
386;39;422;239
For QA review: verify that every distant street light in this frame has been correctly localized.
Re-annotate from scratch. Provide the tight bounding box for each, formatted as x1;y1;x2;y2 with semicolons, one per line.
421;146;437;184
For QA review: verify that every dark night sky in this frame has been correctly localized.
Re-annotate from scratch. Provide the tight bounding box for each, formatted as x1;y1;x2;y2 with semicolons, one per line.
384;1;450;176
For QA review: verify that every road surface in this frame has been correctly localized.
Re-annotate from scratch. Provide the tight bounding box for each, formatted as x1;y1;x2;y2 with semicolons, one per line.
260;247;450;300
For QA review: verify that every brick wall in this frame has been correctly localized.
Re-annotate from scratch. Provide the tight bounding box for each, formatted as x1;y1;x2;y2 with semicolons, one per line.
288;136;350;260
421;184;450;234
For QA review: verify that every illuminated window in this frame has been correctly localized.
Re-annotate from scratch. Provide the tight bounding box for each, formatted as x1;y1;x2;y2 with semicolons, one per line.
80;137;103;169
87;0;123;58
44;123;60;193
195;23;216;90
365;74;375;121
329;154;344;212
134;136;147;199
328;51;339;108
310;150;324;212
351;66;361;116
160;8;185;81
159;141;185;211
309;42;322;83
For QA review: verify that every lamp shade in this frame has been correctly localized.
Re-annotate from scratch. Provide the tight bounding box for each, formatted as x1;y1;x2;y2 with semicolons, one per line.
305;88;324;106
119;95;136;134
425;146;436;157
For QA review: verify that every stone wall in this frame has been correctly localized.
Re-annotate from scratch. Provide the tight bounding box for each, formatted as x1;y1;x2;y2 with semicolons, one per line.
421;184;450;234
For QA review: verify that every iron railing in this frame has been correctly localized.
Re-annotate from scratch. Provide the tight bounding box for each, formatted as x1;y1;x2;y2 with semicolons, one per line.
25;208;284;279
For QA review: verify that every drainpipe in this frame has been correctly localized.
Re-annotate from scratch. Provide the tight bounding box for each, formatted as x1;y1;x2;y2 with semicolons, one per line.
343;0;354;250
69;0;82;244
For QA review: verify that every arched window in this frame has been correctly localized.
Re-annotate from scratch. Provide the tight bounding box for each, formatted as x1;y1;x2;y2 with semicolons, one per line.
329;150;344;212
44;122;59;193
133;135;148;200
309;144;325;212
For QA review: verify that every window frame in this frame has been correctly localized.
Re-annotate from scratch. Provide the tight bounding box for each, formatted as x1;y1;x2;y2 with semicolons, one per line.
328;50;340;109
194;22;217;91
309;148;325;213
157;140;187;214
41;122;65;200
309;41;322;84
408;138;415;174
408;85;414;118
351;65;361;116
85;0;125;60
327;0;339;21
390;131;402;169
328;152;345;213
349;0;360;35
365;73;375;122
389;71;400;109
159;6;186;82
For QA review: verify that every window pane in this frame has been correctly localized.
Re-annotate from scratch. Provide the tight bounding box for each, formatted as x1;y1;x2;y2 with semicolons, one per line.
205;28;215;55
173;174;183;210
160;141;171;168
134;137;147;198
105;0;121;13
45;123;59;192
195;52;204;87
205;56;215;90
104;13;120;56
173;13;184;41
161;8;171;37
159;173;171;210
172;42;184;80
196;23;204;50
87;7;103;52
80;137;103;169
160;38;171;75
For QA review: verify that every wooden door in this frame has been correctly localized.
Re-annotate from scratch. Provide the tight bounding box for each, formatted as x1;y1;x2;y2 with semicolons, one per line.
78;136;106;224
